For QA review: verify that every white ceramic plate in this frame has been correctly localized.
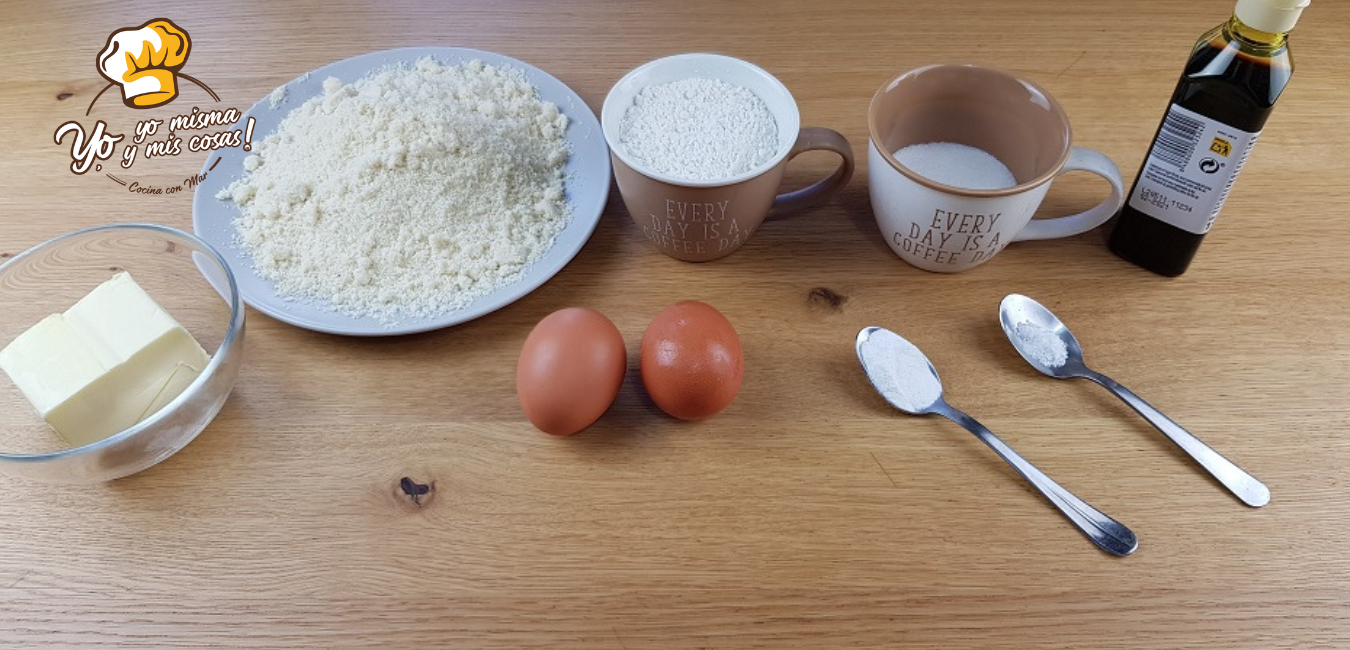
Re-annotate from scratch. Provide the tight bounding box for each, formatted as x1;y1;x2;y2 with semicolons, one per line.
192;47;610;336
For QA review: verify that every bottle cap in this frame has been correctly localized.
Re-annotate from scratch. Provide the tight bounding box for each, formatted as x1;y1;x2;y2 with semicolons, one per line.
1235;0;1310;34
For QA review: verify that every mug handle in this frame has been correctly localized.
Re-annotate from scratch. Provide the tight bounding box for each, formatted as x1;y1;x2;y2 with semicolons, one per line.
768;127;855;216
1013;146;1125;241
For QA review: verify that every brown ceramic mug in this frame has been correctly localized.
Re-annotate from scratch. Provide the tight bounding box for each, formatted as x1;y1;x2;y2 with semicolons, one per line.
602;54;855;262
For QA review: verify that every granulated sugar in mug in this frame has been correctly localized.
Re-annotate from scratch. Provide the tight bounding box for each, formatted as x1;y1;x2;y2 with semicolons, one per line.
895;142;1016;190
618;77;778;182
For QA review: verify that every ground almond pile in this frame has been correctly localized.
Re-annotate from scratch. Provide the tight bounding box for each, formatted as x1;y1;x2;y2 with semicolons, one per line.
218;57;570;324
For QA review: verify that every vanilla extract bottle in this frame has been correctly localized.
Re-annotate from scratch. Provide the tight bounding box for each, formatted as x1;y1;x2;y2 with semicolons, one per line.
1108;0;1309;276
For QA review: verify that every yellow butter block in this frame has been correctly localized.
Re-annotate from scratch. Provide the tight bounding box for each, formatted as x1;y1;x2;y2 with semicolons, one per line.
0;314;107;416
0;272;210;447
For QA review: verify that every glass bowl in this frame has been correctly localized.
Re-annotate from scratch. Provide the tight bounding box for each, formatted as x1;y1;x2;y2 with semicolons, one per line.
0;224;244;483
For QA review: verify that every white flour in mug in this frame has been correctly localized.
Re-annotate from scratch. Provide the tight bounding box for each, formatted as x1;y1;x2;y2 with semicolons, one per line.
217;57;570;324
619;77;778;182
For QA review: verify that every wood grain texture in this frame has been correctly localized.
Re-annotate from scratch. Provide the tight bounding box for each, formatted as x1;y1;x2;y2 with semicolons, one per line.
2;0;1349;647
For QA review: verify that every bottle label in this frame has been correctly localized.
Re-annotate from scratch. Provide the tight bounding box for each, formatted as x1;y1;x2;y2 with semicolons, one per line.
1127;103;1260;235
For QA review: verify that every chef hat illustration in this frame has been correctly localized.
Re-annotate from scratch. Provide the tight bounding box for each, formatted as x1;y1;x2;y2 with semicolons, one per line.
97;19;191;108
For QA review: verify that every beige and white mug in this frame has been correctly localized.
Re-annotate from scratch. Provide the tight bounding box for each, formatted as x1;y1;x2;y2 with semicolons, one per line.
603;53;854;262
868;64;1124;272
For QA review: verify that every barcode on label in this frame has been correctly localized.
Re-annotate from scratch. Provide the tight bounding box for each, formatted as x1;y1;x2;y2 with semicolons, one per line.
1130;103;1261;235
1152;108;1204;171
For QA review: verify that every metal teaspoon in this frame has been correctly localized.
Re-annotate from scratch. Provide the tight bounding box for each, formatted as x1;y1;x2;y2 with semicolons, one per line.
998;293;1270;508
855;326;1139;557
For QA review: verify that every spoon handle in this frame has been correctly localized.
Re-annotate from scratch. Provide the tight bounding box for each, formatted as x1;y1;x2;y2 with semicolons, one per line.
1085;372;1271;508
936;404;1139;557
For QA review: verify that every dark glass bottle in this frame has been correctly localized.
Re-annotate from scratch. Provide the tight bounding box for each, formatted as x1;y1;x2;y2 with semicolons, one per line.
1108;9;1299;276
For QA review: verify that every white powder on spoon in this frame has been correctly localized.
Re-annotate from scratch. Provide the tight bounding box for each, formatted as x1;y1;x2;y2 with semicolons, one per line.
1013;321;1069;368
863;330;942;413
619;77;778;182
217;57;570;325
894;142;1016;190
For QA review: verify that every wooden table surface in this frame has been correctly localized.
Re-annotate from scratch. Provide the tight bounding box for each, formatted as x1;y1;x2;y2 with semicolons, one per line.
2;0;1348;647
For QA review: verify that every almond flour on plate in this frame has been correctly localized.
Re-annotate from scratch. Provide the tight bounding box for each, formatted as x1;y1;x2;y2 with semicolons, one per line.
217;57;570;325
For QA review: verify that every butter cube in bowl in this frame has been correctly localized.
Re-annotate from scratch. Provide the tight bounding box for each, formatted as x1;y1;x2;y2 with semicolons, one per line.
0;224;244;483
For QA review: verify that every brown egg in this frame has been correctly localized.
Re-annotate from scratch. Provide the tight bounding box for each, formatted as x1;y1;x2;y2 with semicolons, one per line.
640;301;744;421
517;308;627;436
